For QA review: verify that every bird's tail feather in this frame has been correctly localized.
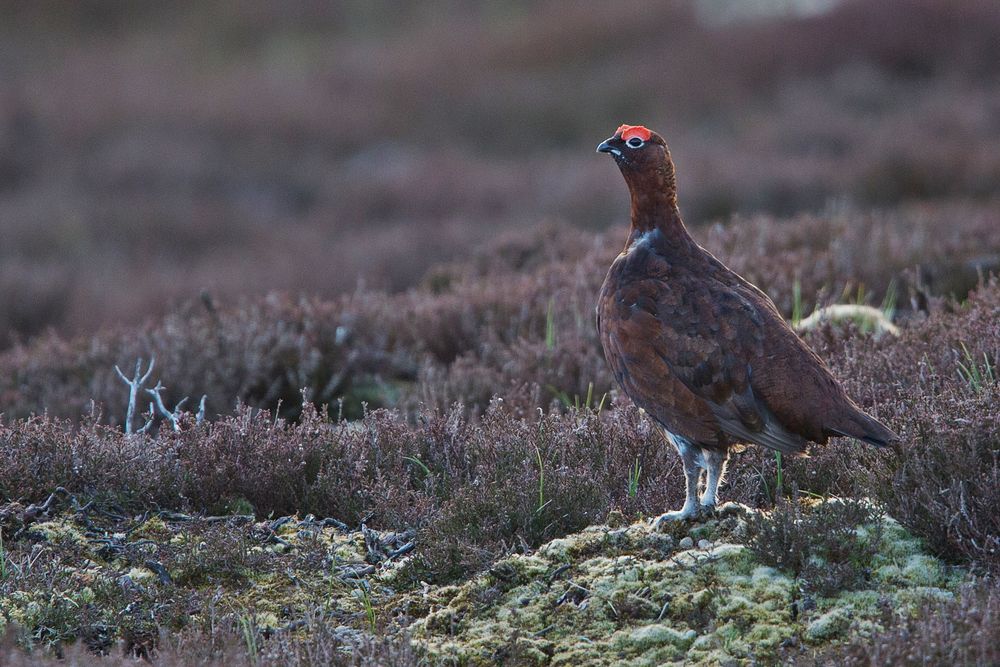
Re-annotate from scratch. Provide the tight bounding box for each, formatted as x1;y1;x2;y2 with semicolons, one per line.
827;409;898;447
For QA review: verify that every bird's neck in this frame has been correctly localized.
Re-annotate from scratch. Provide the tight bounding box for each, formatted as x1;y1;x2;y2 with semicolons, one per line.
622;158;690;241
627;187;689;244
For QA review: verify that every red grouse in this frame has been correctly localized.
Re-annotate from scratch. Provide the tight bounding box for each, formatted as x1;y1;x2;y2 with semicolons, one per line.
596;124;897;526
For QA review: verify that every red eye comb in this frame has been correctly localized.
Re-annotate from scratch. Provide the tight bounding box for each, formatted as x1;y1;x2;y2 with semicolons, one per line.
616;124;652;142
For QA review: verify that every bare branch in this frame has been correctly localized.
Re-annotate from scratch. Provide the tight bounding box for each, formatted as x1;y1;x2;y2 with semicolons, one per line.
196;395;207;424
137;403;155;435
147;381;188;432
114;356;155;435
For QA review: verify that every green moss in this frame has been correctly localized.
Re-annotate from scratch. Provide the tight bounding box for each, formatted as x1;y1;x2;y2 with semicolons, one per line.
611;623;696;660
125;566;157;583
129;515;171;540
0;501;974;663
806;607;852;641
900;554;946;586
403;502;971;665
796;304;899;337
252;611;281;630
27;520;86;546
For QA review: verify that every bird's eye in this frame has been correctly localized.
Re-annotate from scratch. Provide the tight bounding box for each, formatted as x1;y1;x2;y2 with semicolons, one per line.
626;137;644;148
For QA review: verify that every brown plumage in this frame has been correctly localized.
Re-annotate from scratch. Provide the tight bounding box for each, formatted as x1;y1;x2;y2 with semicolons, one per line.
596;124;897;524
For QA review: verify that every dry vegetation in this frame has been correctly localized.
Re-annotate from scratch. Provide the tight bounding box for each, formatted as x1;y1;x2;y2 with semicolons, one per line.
2;0;1000;664
2;0;1000;344
0;199;997;663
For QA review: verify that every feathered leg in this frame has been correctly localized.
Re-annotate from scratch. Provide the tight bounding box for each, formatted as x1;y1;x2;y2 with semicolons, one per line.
700;447;729;510
653;433;703;528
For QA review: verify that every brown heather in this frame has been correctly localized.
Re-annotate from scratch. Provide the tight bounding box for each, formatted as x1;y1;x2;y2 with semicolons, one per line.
1;2;999;662
0;401;673;580
2;0;1000;344
0;249;997;663
0;202;997;577
2;199;998;424
0;626;421;667
816;581;1000;666
1;198;998;667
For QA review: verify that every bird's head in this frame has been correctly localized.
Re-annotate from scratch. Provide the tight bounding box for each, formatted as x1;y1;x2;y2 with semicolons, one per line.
597;124;678;207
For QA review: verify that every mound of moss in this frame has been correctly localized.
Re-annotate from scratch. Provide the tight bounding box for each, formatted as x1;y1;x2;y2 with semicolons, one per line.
0;498;970;665
400;501;965;666
0;507;411;654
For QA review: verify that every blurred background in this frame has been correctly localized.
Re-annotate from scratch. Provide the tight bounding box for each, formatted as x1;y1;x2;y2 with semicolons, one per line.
2;0;999;348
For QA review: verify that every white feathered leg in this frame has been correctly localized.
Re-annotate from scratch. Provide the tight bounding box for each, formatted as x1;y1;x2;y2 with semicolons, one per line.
700;447;729;510
652;433;705;528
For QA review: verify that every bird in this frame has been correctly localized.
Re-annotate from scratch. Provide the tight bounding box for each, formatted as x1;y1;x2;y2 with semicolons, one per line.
595;124;898;526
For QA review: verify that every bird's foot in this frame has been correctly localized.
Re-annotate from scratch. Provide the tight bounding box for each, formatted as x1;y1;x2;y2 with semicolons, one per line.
651;501;705;530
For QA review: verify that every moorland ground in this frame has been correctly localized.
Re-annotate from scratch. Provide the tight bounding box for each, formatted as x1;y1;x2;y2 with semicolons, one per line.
1;200;998;664
1;0;999;664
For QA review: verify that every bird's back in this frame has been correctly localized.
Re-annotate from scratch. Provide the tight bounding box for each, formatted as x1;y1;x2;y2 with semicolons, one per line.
598;229;896;452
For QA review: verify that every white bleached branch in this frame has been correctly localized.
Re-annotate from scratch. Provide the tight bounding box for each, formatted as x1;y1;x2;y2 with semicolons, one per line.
137;403;155;435
146;381;188;432
196;395;207;424
114;357;155;435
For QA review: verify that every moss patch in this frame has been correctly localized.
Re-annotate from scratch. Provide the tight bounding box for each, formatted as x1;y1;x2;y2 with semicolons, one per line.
0;500;970;664
402;503;967;665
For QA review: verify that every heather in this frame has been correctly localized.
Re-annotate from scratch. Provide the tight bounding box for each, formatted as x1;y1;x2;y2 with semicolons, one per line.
2;1;1000;663
3;0;1000;343
2;198;998;424
2;265;998;577
1;204;998;662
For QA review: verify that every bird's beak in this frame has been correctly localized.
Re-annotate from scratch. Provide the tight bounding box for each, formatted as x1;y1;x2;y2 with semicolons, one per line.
596;137;621;156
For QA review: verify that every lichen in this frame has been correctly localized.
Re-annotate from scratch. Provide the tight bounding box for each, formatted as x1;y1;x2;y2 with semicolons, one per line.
128;515;171;540
402;503;971;665
796;304;899;337
0;502;973;664
125;566;157;583
806;607;852;641
25;520;86;546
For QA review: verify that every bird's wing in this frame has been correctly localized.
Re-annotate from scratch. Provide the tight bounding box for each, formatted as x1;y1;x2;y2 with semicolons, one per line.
600;273;808;454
